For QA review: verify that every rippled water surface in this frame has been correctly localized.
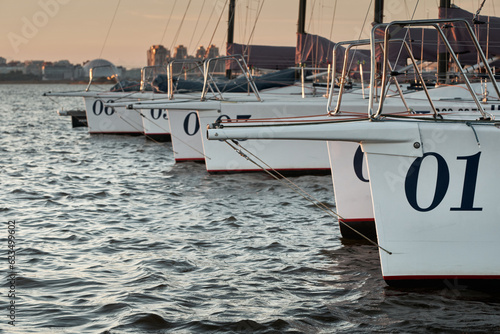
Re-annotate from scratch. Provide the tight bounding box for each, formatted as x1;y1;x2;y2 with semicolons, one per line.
1;84;500;333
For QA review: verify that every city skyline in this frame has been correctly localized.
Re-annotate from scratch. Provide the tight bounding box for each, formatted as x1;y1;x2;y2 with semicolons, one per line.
0;0;497;69
1;42;223;67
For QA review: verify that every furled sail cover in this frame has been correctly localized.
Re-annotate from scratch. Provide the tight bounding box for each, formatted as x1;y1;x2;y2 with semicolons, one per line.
296;33;371;78
152;68;297;93
374;26;439;70
226;43;296;70
376;6;500;69
439;6;500;65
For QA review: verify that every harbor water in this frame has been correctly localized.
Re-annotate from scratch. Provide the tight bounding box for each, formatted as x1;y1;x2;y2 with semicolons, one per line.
1;84;500;333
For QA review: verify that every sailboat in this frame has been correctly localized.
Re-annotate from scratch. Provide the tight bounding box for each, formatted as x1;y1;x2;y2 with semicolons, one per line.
206;15;500;286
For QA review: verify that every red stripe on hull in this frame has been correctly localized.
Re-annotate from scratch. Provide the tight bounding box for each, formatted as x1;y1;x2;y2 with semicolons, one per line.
339;218;375;223
89;131;143;135
207;168;331;173
384;275;500;280
175;158;206;162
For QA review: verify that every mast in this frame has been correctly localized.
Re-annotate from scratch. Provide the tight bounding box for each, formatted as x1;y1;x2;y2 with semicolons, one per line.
298;0;307;34
373;0;384;75
226;0;236;78
373;0;384;24
438;0;451;84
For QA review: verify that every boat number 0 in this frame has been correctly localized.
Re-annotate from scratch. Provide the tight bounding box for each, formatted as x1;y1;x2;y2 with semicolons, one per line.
353;145;369;182
92;100;115;116
183;112;200;136
150;109;167;120
183;113;252;136
404;152;482;212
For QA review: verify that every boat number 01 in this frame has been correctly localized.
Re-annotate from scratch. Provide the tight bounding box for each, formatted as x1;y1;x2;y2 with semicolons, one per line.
92;100;115;116
150;109;167;120
183;113;252;136
404;152;482;212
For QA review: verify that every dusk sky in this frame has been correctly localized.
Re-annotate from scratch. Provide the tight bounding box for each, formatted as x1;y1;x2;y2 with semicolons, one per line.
0;0;497;68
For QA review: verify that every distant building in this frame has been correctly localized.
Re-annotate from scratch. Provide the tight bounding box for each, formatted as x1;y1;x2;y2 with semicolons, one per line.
147;45;170;66
174;45;188;59
42;61;73;80
43;60;86;81
0;57;135;82
195;46;206;59
206;45;220;59
206;45;224;73
0;61;25;74
24;60;44;76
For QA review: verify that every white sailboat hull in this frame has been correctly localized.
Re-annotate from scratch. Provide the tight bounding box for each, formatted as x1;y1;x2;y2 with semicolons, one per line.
141;107;171;141
327;141;375;239
365;121;500;282
197;101;331;173
83;96;144;135
167;109;205;162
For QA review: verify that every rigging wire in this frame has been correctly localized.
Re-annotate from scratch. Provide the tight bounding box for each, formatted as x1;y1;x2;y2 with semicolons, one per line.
243;0;251;46
243;0;266;60
193;1;218;54
473;0;487;22
128;107;211;159
346;0;373;77
188;0;207;54
306;0;317;32
314;1;322;69
391;0;421;71
106;107;206;158
223;139;392;255
98;0;121;60
326;0;338;64
160;0;178;46
170;0;193;53
204;0;229;59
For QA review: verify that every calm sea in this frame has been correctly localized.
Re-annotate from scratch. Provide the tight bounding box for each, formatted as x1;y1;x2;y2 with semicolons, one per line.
1;84;500;333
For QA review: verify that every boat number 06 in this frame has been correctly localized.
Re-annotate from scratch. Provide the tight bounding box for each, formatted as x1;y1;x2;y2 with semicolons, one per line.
92;100;115;116
404;152;482;212
183;113;252;136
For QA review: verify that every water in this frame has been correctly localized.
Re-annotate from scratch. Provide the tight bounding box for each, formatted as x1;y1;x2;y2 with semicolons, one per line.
1;84;500;333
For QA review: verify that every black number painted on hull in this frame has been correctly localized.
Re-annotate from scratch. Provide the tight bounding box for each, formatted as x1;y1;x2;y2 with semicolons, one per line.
451;152;482;211
214;114;252;141
215;114;252;123
150;109;167;120
405;152;482;212
183;112;200;136
182;113;252;136
405;152;449;212
92;100;115;116
353;145;369;182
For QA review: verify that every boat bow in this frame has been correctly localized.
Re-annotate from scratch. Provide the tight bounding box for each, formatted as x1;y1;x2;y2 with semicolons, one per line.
207;119;423;157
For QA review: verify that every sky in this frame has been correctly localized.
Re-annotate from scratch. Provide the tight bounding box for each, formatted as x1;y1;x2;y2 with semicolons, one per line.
0;0;497;68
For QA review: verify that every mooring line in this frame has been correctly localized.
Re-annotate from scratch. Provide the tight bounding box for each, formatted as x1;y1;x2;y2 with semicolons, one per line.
224;140;392;255
110;109;177;154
